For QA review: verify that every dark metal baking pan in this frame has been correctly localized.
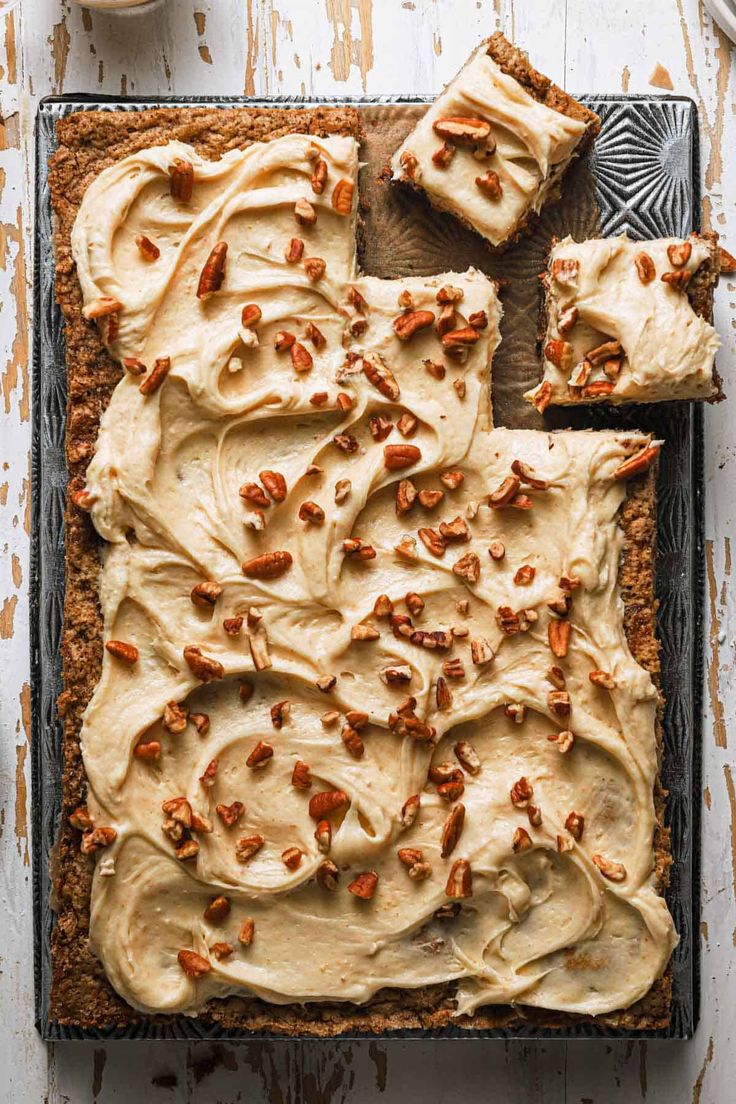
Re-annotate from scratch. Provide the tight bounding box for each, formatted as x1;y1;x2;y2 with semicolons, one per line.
32;92;703;1040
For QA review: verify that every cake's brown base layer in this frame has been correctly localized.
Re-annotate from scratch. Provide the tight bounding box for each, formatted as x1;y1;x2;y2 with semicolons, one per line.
535;230;724;403
392;31;601;253
50;104;669;1034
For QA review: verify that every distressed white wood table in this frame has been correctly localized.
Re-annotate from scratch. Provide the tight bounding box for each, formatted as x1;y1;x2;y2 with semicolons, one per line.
1;0;734;1099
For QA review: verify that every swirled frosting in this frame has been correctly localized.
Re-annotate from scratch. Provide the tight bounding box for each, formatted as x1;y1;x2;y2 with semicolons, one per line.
526;234;721;406
71;133;675;1020
390;42;589;247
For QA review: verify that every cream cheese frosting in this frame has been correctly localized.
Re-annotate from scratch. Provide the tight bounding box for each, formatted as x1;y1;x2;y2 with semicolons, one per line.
70;133;676;1021
390;43;589;247
526;234;721;407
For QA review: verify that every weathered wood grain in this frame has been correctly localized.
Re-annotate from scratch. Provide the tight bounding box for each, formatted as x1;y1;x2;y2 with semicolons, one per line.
3;0;735;1100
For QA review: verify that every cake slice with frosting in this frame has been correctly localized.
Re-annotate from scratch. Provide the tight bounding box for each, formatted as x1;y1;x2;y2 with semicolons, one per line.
526;232;723;408
390;33;600;250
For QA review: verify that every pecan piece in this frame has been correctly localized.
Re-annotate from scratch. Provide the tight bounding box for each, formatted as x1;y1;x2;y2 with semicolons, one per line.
445;859;472;899
343;537;376;560
470;637;494;666
298;500;325;525
82;295;122;321
242;551;293;579
183;646;224;682
282;847;304;871
488;540;505;561
418;489;444;509
259;470;287;502
635;252;656;283
432;142;456;168
548;690;571;717
510;459;547;490
435;675;452;712
311;158;328;194
304;321;326;349
236;835;265;863
163;700;188;733
384;444;421;470
105;640;139;665
589;669;616;689
191;580;222;608
139;356;171;396
401;794;421;829
331;178;354;215
362;350;400;400
661;269;691;290
304;256;326;282
512;827;533;853
178;949;211;978
475;171;503;199
216;801;244;827
397;412;418;438
81;826;117;853
204;895;231;924
294;197;317;225
246;741;273;769
667;240;692;267
441;803;465;858
565;811;584;840
393;310;435;341
454;741;479;775
135;234;160;261
531;380;553;414
452;552;480;583
592;854;627;882
169;159;194;202
134;740;160;760
197;242;227;299
514;564;535;586
433;116;492;144
510;776;533;808
586;340;623;366
351;624;379;642
612;443;660;480
544;339;573;372
550;257;579;284
309;789;350;820
443;657;466;679
439;516;469;542
349;871;379;899
557;305;578;333
396;478;417;516
441;326;480;352
239;918;255;946
418;527;445;557
548;618;572;658
488;475;520;508
316;859;340;891
285;237;304;263
315;819;332;853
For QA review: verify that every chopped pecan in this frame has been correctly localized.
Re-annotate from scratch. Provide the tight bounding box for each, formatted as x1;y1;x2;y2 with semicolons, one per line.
635;251;656;283
527;803;543;828
454;741;479;775
381;664;413;684
183;645;224;682
303;321;326;349
294;197;317;225
488;475;520;508
210;941;233;961
341;724;365;758
385;444;421;470
531;380;553;414
246;741;273;769
547;665;566;689
557;305;578;333
132;231;161;265
236;835;265;863
612;443;660;480
309;789;350;820
488;540;505;561
603;356;623;381
470;637;494;666
191;580;222;608
105;640;139;665
398;847;423;867
439;470;464;492
401;794;421;828
394;536;418;561
592;854;627;881
514;564;535;586
351;624;380;642
242;550;293;579
418;489;444;509
331;178;354;215
298;500;325;525
445;859;472;899
321;710;340;726
661;269;691;290
443;657;466;679
548;619;572;658
505;703;526;724
468;310;488;330
134;740;160;760
282;846;304;871
343;537;376;560
510;459;548;490
512;827;533;853
139;357;171;396
433;116;492;144
311;158;328;194
439;516;469;542
580;380;615;399
667;240;692;267
163;700;188;733
290;341;313;372
548;690;571;717
372;594;394;618
396;478;417;516
199;758;218;788
257;470;287;502
369;414;393;442
418;527;446;557
586;340;623;366
204;895;231;924
315;819;332;853
393;310;435;341
565;811;584;840
589;669;616;689
453;552;480;583
437;779;465;802
197;242;228;299
475;170;503;199
223;616;243;636
440;803;465;858
510;776;533;808
175;839;200;861
348;871;378;899
362;350;400;400
397;412;418;438
316;858;340;890
432;141;456;168
550;257;579;284
170;159;194;201
424;358;446;380
304;257;326;283
435;675;452;712
544;338;573;371
81;826;117;854
178;949;211;978
239;918;255;946
552;729;575;754
285;237;304;263
215;801;244;827
441;326;480;352
333;433;359;453
240;482;270;507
